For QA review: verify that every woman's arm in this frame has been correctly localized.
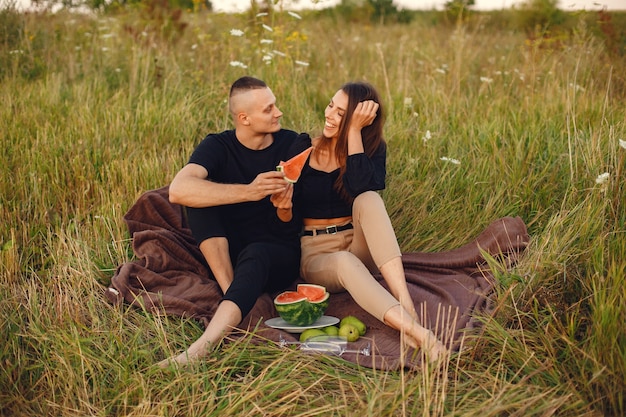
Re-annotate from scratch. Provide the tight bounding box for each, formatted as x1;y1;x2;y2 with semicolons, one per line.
270;183;294;222
272;133;311;222
347;100;379;156
343;144;386;197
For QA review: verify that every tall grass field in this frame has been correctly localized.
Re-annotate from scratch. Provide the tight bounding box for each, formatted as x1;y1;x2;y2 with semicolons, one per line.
1;2;625;416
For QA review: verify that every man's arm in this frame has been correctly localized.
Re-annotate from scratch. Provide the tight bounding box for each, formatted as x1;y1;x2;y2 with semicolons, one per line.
169;163;289;208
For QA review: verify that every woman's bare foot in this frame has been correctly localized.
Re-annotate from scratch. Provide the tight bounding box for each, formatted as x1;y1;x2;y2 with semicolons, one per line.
400;328;447;363
420;330;447;363
384;305;448;363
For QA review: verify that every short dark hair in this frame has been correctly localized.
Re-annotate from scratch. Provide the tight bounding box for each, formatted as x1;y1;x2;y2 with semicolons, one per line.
229;76;267;98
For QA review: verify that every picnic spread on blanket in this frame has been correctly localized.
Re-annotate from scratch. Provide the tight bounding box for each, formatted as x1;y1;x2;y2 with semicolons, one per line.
105;186;529;370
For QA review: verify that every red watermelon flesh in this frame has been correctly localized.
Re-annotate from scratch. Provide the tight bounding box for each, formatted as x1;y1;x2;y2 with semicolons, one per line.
277;147;313;183
275;291;307;303
297;283;327;302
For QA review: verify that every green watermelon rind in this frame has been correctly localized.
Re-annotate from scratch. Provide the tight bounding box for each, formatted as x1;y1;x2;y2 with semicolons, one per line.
309;291;329;317
274;291;330;326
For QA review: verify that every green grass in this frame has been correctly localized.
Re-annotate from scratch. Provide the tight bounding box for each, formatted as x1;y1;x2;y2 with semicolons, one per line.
1;4;625;416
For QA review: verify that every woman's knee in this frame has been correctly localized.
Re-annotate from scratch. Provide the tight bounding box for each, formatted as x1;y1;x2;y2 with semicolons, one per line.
333;251;372;284
352;191;384;217
303;251;368;291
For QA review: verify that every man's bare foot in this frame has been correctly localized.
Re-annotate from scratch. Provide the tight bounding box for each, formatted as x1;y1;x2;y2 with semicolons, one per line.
158;341;213;369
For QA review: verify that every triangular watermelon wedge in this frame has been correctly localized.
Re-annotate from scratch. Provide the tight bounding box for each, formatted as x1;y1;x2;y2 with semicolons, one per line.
277;146;313;183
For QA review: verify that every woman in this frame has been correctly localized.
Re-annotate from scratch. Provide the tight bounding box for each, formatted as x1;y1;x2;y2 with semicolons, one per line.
276;82;447;362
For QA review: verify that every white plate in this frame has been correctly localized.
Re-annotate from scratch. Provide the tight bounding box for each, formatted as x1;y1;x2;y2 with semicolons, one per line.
265;315;339;333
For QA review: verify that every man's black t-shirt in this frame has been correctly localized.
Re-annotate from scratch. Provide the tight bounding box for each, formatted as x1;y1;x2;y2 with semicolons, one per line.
187;129;300;248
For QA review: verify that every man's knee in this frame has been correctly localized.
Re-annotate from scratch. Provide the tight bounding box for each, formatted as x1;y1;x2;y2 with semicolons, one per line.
199;237;232;282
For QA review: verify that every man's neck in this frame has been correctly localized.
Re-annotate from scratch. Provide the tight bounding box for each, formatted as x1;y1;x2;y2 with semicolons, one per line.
235;128;275;150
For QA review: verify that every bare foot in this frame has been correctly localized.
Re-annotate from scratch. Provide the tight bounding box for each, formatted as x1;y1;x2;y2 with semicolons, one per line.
158;352;190;369
401;330;448;363
421;331;447;363
158;341;213;369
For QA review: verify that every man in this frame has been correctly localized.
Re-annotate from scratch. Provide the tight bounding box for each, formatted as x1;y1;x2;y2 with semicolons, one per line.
159;76;300;367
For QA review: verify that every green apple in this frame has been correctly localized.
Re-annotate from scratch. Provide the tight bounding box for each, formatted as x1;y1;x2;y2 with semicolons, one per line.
338;323;360;342
340;315;367;336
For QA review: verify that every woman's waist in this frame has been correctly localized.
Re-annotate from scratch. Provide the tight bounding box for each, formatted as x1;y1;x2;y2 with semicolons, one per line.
301;216;353;237
303;216;352;228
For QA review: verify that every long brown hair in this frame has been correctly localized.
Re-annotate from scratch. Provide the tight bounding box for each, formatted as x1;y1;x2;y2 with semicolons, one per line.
315;81;385;202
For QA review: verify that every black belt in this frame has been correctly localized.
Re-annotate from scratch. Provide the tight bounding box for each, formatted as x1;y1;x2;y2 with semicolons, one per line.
301;223;353;236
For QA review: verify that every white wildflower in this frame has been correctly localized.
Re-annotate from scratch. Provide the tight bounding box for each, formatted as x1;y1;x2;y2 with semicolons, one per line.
295;60;309;67
260;39;273;44
229;61;248;69
262;54;272;62
569;83;585;92
191;43;198;49
404;97;413;108
595;172;610;184
480;76;493;83
256;12;268;17
101;33;114;39
618;139;626;149
413;112;419;117
115;68;121;73
440;156;461;165
9;50;24;54
288;11;302;19
101;47;109;52
230;28;244;37
435;68;446;74
422;130;431;143
272;50;287;57
262;24;273;32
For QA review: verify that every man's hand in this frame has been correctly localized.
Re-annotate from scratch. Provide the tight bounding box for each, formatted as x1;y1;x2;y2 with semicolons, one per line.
248;171;289;201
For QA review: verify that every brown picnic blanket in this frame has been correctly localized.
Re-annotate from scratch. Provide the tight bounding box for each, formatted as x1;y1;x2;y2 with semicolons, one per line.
105;186;529;370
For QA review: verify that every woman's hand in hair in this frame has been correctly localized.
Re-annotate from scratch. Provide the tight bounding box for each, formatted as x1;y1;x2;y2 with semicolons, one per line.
349;100;379;132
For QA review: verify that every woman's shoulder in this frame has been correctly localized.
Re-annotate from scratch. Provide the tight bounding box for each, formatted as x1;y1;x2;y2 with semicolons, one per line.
283;132;312;158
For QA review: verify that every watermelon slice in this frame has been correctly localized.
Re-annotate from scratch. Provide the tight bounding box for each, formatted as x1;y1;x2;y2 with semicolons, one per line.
296;283;327;302
274;284;329;326
277;147;313;183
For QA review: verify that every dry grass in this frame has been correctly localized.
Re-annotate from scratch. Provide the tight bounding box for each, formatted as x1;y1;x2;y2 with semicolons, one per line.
1;5;624;416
